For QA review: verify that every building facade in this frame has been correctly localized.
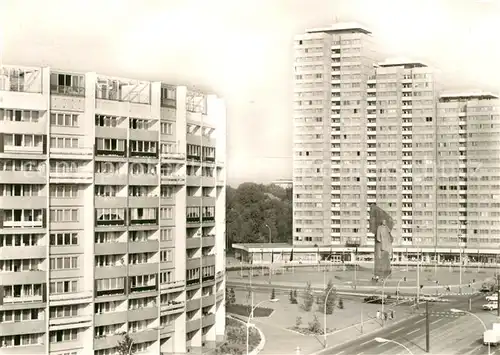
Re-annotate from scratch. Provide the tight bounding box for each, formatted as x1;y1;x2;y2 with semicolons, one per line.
292;23;500;252
0;65;226;355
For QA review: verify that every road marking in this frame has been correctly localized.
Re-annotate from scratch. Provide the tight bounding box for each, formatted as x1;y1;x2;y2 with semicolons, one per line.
390;327;405;334
408;328;420;335
415;318;425;324
356;353;364;355
336;351;345;355
359;339;372;346
431;318;444;325
469;344;483;354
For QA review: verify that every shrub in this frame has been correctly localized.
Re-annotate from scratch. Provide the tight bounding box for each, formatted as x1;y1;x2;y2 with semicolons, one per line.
338;297;344;309
226;304;274;318
295;316;302;328
301;282;314;312
308;314;322;334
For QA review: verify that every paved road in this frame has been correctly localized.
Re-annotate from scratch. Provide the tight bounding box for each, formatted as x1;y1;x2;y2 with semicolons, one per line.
322;294;497;355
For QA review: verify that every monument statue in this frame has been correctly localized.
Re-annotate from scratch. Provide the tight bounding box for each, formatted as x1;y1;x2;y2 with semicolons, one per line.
369;205;394;278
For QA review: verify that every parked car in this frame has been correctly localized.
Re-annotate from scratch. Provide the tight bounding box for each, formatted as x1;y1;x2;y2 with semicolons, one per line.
486;294;498;302
420;294;440;302
483;303;498;311
481;284;495;293
363;295;390;304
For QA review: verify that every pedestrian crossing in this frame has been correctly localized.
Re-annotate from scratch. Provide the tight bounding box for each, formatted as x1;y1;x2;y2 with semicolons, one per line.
415;311;466;318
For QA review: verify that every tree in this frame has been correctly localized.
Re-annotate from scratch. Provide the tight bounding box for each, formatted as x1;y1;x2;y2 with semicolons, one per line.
117;333;134;355
271;288;276;300
338;297;344;309
225;288;231;306
301;282;314;312
319;279;336;315
226;183;292;246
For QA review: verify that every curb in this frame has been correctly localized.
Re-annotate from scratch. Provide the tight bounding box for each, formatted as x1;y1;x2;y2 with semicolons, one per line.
307;314;421;355
228;315;266;355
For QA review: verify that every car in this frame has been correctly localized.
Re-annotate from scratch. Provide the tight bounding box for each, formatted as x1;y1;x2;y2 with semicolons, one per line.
363;295;389;304
420;294;440;302
486;294;498;302
481;284;495;293
483;303;499;311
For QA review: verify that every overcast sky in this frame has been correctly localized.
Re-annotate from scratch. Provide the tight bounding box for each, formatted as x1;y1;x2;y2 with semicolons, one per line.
1;0;499;186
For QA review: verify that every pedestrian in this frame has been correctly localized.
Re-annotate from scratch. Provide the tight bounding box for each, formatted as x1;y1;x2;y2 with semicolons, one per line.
376;310;381;319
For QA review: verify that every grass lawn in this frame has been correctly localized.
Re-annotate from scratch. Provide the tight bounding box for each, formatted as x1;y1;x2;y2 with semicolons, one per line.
216;317;261;355
227;303;274;317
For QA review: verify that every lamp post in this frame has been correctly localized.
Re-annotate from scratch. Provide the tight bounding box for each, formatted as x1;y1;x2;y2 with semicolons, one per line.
374;337;414;355
381;275;392;326
246;299;279;355
323;286;336;348
458;236;465;295
265;224;272;244
450;309;489;355
396;276;407;303
323;281;352;348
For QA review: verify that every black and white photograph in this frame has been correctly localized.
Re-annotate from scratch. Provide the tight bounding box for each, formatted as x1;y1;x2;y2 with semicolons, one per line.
1;0;500;354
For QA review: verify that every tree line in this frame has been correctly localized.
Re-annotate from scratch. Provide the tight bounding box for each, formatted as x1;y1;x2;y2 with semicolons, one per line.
226;182;292;248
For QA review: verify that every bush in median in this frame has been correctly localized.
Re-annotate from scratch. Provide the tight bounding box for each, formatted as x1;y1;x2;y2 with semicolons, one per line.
226;304;274;317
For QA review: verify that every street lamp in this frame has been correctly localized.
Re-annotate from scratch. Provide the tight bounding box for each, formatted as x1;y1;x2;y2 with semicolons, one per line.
246;299;279;355
323;286;336;348
396;276;407;303
374;337;414;355
265;224;272;244
380;275;392;326
450;308;489;355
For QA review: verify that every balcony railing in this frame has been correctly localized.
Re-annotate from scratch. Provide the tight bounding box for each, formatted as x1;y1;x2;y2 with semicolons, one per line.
202;216;215;222
129;218;158;226
50;85;85;97
161;98;176;108
187;216;201;223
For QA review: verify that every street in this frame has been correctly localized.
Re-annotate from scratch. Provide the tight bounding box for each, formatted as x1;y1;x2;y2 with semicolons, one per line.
324;294;498;355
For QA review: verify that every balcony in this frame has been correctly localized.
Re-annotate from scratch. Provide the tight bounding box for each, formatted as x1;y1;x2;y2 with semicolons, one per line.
49;146;93;160
187;216;201;225
160;280;185;293
49;290;93;306
128;196;159;208
202;255;216;267
94;172;128;186
129;217;158;227
160;300;185;313
186;237;202;249
202;236;215;247
49;169;93;184
94;242;127;255
94;333;123;351
201;294;215;307
128;240;158;253
0;245;46;260
202;216;215;224
202;313;216;328
0;196;46;209
130;327;158;344
0;319;45;336
0;169;46;184
128;262;158;277
161;174;186;185
129;174;158;186
160;323;175;337
161;97;176;108
49;314;92;329
1;270;45;285
51;85;85;97
95;217;126;227
161;152;185;161
186;298;200;312
2;220;44;229
94;265;127;279
186;318;201;333
94;310;127;327
128;306;159;322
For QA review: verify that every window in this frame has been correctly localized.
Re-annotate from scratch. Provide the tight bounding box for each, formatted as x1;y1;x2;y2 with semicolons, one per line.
49;280;78;294
95;277;125;291
0;333;41;347
49;209;79;223
96;208;125;222
95;115;119;127
160;207;173;219
160;271;172;284
50;136;79;149
49;329;78;343
130;208;157;220
50;232;78;246
50;185;79;198
160;228;173;241
0;109;40;122
95;232;120;244
4;209;43;223
95;185;117;197
95;161;121;174
202;206;215;217
161;122;173;135
160;249;173;262
161;186;174;198
50;112;79;127
4;134;43;148
49;256;79;270
129;163;156;175
0;159;42;172
129;118;150;130
187;207;200;220
49;305;79;319
0;234;41;247
95;138;125;152
129;140;157;153
186;144;201;158
0;184;41;196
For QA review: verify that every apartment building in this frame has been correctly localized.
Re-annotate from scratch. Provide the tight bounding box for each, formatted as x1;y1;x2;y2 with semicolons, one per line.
0;65;226;355
436;92;500;248
292;22;500;253
293;23;380;246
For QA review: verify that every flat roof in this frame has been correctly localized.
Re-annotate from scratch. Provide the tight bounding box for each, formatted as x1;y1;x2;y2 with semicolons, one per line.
439;92;499;100
378;58;427;68
233;243;292;250
306;22;371;35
